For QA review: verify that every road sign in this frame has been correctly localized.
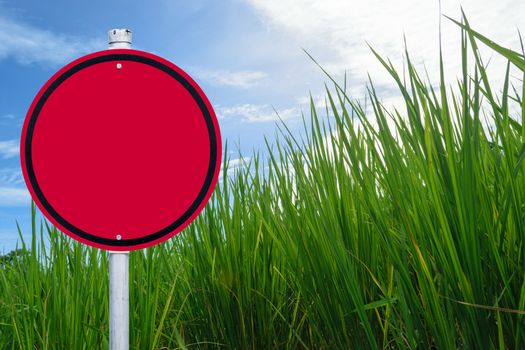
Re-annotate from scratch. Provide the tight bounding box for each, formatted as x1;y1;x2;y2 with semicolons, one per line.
20;49;222;251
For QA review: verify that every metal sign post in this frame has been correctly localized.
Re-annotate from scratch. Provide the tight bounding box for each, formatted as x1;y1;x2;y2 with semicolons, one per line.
108;29;132;350
109;251;129;350
20;25;221;349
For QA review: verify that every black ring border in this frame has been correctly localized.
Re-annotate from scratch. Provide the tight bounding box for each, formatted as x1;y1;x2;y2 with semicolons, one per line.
24;53;218;247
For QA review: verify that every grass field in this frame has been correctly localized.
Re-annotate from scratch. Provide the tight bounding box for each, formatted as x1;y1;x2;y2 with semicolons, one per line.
1;17;525;349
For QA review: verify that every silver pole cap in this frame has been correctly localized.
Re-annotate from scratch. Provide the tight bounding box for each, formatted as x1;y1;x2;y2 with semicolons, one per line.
108;29;132;49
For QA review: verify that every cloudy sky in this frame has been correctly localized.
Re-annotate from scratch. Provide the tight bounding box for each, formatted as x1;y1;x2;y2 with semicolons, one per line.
0;0;524;251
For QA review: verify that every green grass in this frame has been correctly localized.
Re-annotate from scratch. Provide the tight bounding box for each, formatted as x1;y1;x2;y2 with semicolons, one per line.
1;16;525;349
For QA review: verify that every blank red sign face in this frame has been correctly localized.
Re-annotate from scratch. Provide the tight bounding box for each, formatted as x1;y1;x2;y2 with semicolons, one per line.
20;50;222;251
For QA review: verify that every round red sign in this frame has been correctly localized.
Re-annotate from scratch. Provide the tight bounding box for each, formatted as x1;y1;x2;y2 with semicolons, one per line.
20;49;222;251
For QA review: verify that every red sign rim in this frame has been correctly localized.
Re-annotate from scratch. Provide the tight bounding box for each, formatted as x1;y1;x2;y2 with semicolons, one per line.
20;49;222;251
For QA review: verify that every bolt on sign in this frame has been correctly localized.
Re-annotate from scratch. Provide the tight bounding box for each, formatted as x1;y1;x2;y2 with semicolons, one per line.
20;48;222;251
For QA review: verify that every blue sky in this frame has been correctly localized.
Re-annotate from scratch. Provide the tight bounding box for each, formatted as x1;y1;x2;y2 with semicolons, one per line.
1;0;524;252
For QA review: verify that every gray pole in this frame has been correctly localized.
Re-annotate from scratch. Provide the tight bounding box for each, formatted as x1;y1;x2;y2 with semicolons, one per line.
108;29;132;350
109;252;129;350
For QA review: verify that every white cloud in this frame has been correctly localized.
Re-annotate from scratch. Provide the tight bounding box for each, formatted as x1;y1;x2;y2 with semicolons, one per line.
0;14;103;66
296;93;329;110
228;157;251;168
0;113;23;126
0;187;30;207
0;168;24;186
0;140;19;159
193;68;268;88
217;104;298;122
217;156;252;179
246;0;525;110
